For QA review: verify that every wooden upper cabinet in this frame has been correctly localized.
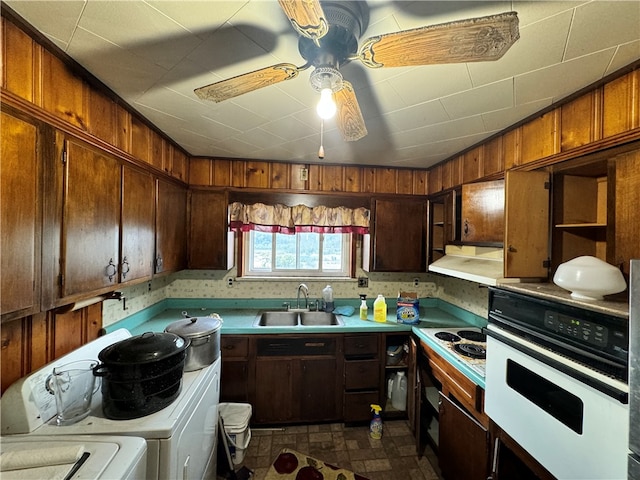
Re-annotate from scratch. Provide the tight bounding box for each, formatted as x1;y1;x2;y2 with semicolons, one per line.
611;148;640;277
603;71;640;138
504;170;550;278
368;198;427;272
61;138;120;299
1;111;41;318
189;190;232;270
520;111;560;165
155;179;187;274
461;180;505;244
120;165;155;283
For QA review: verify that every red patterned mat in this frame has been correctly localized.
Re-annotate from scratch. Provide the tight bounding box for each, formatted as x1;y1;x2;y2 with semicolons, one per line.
265;448;371;480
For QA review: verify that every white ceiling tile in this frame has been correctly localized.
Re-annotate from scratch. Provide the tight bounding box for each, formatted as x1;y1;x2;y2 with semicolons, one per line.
391;64;473;105
384;100;450;133
607;40;640;74
482;97;553;131
468;9;573;87
441;79;514;120
146;1;246;34
231;87;308;120
67;27;167;99
4;0;84;48
512;1;586;27
259;115;319;140
515;49;615;104
566;1;640;60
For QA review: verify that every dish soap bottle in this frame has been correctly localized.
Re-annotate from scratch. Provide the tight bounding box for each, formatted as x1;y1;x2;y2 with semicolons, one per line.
369;404;383;439
359;294;368;320
322;285;334;313
373;294;387;323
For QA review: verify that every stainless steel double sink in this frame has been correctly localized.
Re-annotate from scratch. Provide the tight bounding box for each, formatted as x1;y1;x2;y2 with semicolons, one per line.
253;310;344;327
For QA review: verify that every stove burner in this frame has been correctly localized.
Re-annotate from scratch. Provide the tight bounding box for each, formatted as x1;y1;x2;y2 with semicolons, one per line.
435;332;461;342
454;343;486;359
457;330;486;342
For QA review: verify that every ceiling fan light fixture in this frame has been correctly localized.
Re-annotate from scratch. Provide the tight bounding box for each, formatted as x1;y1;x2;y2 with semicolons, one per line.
310;66;343;92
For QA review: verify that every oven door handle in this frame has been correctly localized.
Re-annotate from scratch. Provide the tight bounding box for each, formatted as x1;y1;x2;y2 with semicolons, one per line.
485;327;629;404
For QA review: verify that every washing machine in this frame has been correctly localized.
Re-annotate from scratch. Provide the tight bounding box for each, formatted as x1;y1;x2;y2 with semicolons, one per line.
0;435;147;480
0;329;221;480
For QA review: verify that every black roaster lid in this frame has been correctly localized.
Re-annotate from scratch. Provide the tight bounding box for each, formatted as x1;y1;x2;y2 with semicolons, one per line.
98;332;189;364
164;314;222;338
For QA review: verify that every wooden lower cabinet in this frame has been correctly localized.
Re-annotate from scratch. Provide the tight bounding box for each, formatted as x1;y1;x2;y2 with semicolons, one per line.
488;421;555;480
254;357;295;423
252;336;342;425
220;336;249;403
439;394;489;480
343;334;382;423
419;340;490;479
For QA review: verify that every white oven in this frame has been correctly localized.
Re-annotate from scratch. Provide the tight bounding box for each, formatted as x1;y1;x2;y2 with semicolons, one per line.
1;329;221;480
484;288;629;480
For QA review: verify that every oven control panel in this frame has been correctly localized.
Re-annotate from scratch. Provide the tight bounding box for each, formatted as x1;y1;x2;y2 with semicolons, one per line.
544;311;609;346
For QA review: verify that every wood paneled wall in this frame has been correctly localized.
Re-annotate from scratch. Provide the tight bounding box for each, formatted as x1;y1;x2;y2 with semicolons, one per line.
189;158;430;195
1;304;102;393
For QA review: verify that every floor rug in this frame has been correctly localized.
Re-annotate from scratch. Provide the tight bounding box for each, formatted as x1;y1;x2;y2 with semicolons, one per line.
265;448;371;480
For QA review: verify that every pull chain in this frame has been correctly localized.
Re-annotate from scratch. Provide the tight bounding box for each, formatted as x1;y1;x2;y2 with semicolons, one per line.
318;119;325;159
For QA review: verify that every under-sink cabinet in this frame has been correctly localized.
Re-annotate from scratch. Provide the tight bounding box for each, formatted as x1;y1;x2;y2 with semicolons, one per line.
252;336;342;424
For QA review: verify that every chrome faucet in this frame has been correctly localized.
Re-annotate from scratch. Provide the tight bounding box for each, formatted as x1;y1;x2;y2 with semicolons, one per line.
296;283;309;310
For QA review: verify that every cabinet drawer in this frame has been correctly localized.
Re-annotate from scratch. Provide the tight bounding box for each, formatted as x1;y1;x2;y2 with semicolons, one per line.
344;391;380;422
344;334;379;356
345;359;380;389
257;337;336;356
221;336;248;358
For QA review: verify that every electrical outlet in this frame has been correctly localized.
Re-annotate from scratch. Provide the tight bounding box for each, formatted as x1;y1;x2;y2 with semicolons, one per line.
227;277;234;287
358;277;368;288
300;167;308;181
413;278;419;287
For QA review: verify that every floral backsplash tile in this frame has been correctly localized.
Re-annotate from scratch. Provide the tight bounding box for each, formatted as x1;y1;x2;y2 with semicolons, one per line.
103;267;488;327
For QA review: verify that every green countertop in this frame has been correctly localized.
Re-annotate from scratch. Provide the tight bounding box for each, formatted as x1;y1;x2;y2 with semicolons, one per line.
105;297;486;387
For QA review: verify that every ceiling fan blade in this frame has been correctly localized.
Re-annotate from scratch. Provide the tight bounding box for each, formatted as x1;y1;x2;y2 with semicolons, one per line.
357;11;519;68
334;81;367;142
278;0;328;43
194;63;303;102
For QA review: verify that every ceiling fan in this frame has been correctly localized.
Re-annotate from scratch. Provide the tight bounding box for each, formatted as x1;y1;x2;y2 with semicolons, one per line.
194;0;519;143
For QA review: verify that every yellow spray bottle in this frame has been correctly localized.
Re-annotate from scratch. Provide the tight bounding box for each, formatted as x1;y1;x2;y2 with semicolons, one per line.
369;404;383;439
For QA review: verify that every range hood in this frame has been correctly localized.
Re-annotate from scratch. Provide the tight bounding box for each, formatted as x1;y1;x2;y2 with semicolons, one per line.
428;245;522;286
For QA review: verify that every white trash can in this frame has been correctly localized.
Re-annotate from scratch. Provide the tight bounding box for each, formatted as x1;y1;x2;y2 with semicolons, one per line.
219;402;252;465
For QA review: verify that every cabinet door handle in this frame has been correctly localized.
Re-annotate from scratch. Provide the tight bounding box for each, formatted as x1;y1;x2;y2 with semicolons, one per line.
105;258;117;282
155;255;163;272
508;244;516;252
121;256;130;279
305;342;326;348
463;219;469;237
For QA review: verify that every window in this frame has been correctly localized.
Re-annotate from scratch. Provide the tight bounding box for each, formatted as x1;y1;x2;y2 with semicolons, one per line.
243;230;351;278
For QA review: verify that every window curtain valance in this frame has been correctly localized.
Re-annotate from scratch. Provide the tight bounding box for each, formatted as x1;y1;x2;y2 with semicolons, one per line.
229;202;370;234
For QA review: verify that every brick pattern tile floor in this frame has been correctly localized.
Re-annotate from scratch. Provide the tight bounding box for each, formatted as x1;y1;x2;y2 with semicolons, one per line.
223;420;442;480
